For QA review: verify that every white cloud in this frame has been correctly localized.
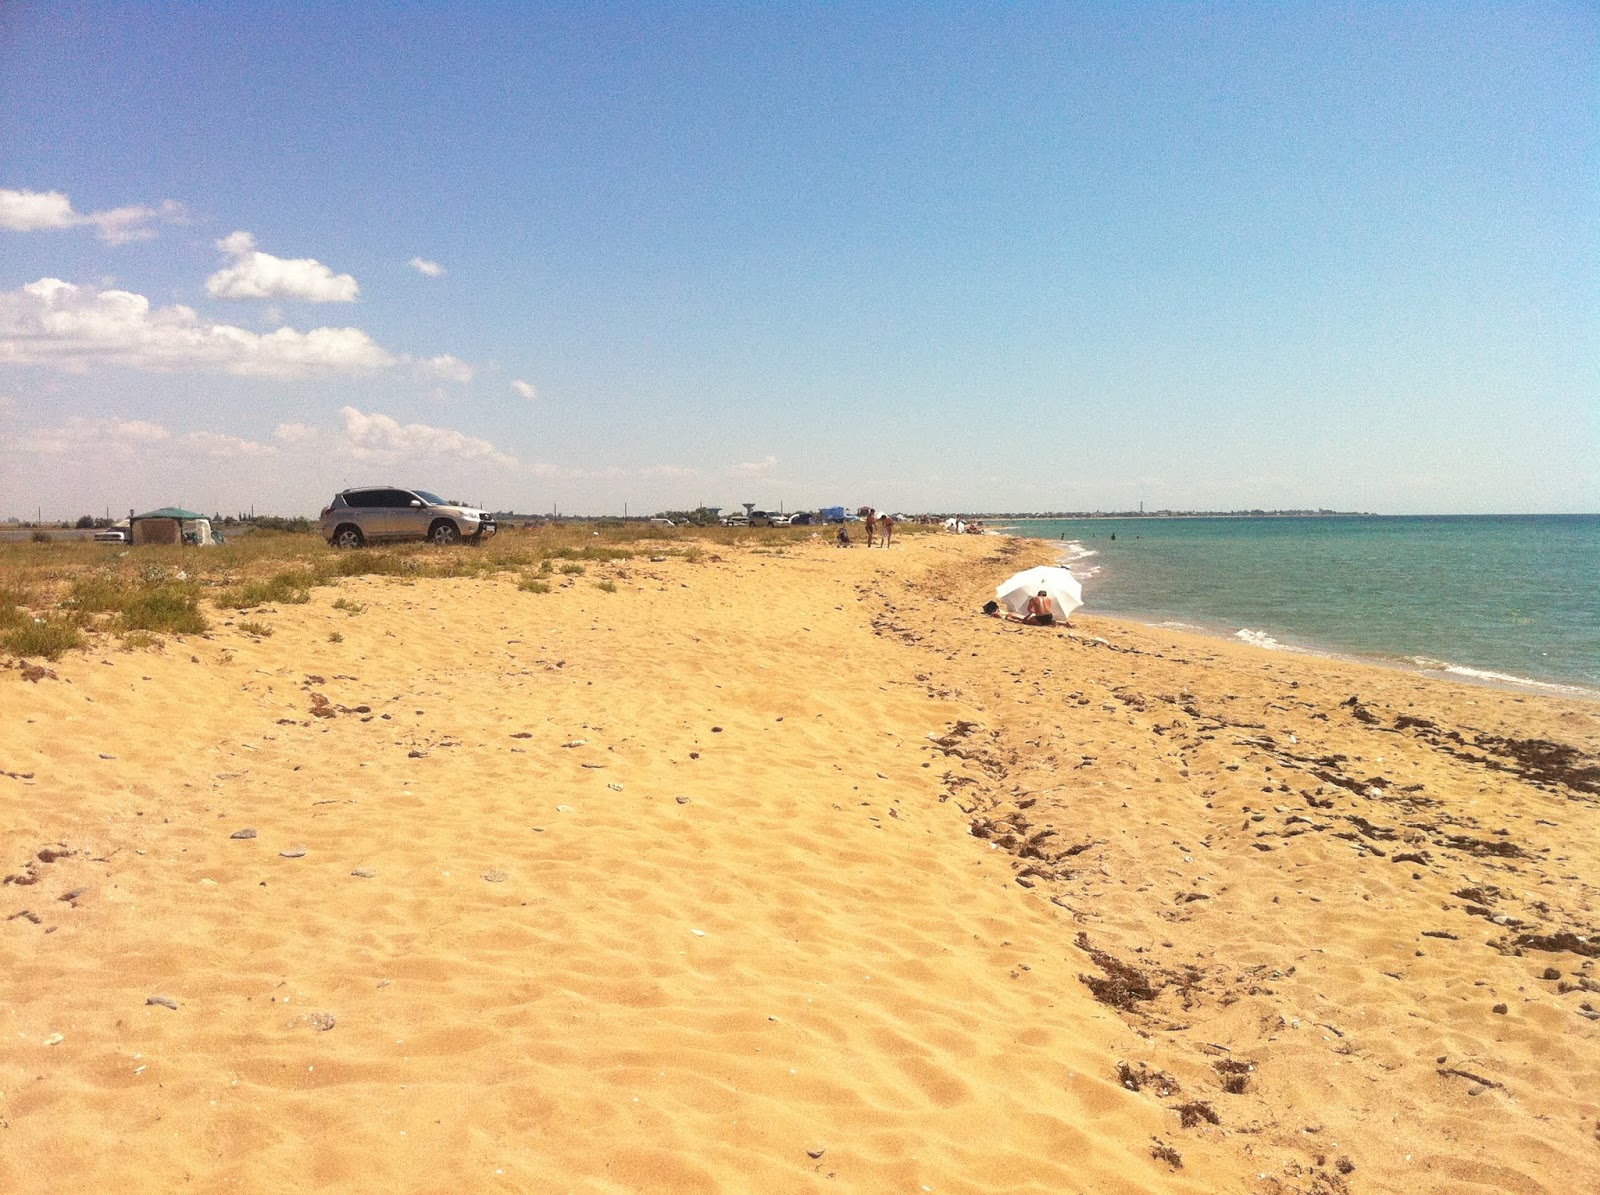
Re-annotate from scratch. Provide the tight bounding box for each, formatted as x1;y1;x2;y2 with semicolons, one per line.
337;406;516;468
511;379;537;399
15;416;173;456
0;277;396;377
273;422;319;444
421;354;474;383
177;430;278;459
731;455;778;477
641;464;700;478
206;231;360;302
410;257;445;277
0;188;185;244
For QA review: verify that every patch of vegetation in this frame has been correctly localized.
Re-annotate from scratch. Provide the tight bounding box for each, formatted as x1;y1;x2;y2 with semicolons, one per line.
517;577;552;594
119;630;161;652
0;584;32;629
595;579;617;593
328;630;344;643
330;597;366;615
558;562;585;575
236;620;273;637
215;569;316;609
30;530;52;544
120;587;208;634
332;551;408;578
2;617;84;660
63;571;208;635
68;572;138;613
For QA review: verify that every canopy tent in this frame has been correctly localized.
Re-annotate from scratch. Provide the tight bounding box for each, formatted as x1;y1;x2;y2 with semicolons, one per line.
130;507;214;546
132;507;206;521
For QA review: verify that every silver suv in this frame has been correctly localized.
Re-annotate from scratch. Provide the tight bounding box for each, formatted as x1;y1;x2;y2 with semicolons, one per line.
319;487;497;548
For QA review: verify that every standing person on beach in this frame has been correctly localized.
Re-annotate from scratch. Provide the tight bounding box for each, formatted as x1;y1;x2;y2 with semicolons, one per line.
861;508;878;547
878;512;895;547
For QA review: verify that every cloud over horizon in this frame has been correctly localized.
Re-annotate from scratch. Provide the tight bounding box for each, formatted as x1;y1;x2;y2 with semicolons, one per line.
206;231;360;302
410;257;445;277
0;278;396;376
0;187;186;244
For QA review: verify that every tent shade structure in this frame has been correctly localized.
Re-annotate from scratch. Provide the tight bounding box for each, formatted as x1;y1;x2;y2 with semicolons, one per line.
996;565;1083;621
130;507;216;547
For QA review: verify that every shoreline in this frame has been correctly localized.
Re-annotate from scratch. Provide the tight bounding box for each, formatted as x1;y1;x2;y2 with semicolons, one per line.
981;521;1600;701
4;532;1597;1192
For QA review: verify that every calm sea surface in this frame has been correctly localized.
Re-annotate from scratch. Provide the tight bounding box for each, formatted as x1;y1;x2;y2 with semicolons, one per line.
994;515;1600;695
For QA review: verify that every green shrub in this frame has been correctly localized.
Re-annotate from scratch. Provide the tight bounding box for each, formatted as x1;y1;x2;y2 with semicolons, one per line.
559;562;585;576
217;569;316;608
2;618;84;659
595;579;617;593
237;620;273;637
518;577;551;594
333;551;408;577
120;587;208;634
328;630;344;643
331;597;366;615
0;585;31;629
68;572;135;613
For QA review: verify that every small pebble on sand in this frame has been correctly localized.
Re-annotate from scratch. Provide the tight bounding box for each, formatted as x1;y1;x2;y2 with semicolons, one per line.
351;868;377;879
146;995;179;1010
483;870;508;882
279;847;307;858
230;828;257;840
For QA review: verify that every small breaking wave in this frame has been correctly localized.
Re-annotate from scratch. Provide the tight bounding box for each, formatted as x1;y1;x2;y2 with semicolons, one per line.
1235;628;1285;650
1407;657;1596;697
1056;540;1102;578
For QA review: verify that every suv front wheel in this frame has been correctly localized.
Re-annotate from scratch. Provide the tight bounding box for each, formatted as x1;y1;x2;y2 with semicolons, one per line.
331;524;365;549
429;519;460;546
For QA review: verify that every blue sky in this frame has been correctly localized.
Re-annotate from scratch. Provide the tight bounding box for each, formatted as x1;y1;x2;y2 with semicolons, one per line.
2;2;1595;517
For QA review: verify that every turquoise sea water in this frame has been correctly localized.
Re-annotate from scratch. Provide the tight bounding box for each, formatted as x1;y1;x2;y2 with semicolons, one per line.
995;515;1600;695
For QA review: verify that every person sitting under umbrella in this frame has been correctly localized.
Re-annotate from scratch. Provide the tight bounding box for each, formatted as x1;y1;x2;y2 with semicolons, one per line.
1022;590;1055;626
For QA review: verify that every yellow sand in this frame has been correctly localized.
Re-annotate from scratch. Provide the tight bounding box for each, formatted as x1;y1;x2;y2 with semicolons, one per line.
2;533;1597;1193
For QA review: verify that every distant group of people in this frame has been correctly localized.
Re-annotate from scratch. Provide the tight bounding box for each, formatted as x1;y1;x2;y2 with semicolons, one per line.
836;507;895;548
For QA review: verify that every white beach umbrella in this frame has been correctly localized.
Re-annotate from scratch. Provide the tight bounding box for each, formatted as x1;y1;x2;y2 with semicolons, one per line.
996;565;1083;621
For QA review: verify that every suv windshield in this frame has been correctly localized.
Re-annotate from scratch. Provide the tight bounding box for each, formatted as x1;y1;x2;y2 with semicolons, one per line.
412;490;448;505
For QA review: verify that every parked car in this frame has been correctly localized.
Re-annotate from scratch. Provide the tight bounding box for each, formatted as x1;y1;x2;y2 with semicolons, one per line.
786;511;815;526
319;487;497;548
748;511;780;527
93;528;127;543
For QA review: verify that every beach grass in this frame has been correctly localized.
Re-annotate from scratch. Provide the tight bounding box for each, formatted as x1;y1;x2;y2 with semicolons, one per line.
0;520;858;660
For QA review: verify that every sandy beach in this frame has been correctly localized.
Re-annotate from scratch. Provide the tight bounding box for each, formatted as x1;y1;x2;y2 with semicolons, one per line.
3;531;1597;1193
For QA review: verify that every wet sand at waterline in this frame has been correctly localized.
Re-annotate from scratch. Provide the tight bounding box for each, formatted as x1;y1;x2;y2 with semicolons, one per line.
3;533;1597;1193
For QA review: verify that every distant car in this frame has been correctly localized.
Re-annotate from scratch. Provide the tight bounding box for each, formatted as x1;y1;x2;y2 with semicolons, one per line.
319;487;497;548
93;528;127;543
748;511;781;527
786;512;814;526
648;517;675;527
